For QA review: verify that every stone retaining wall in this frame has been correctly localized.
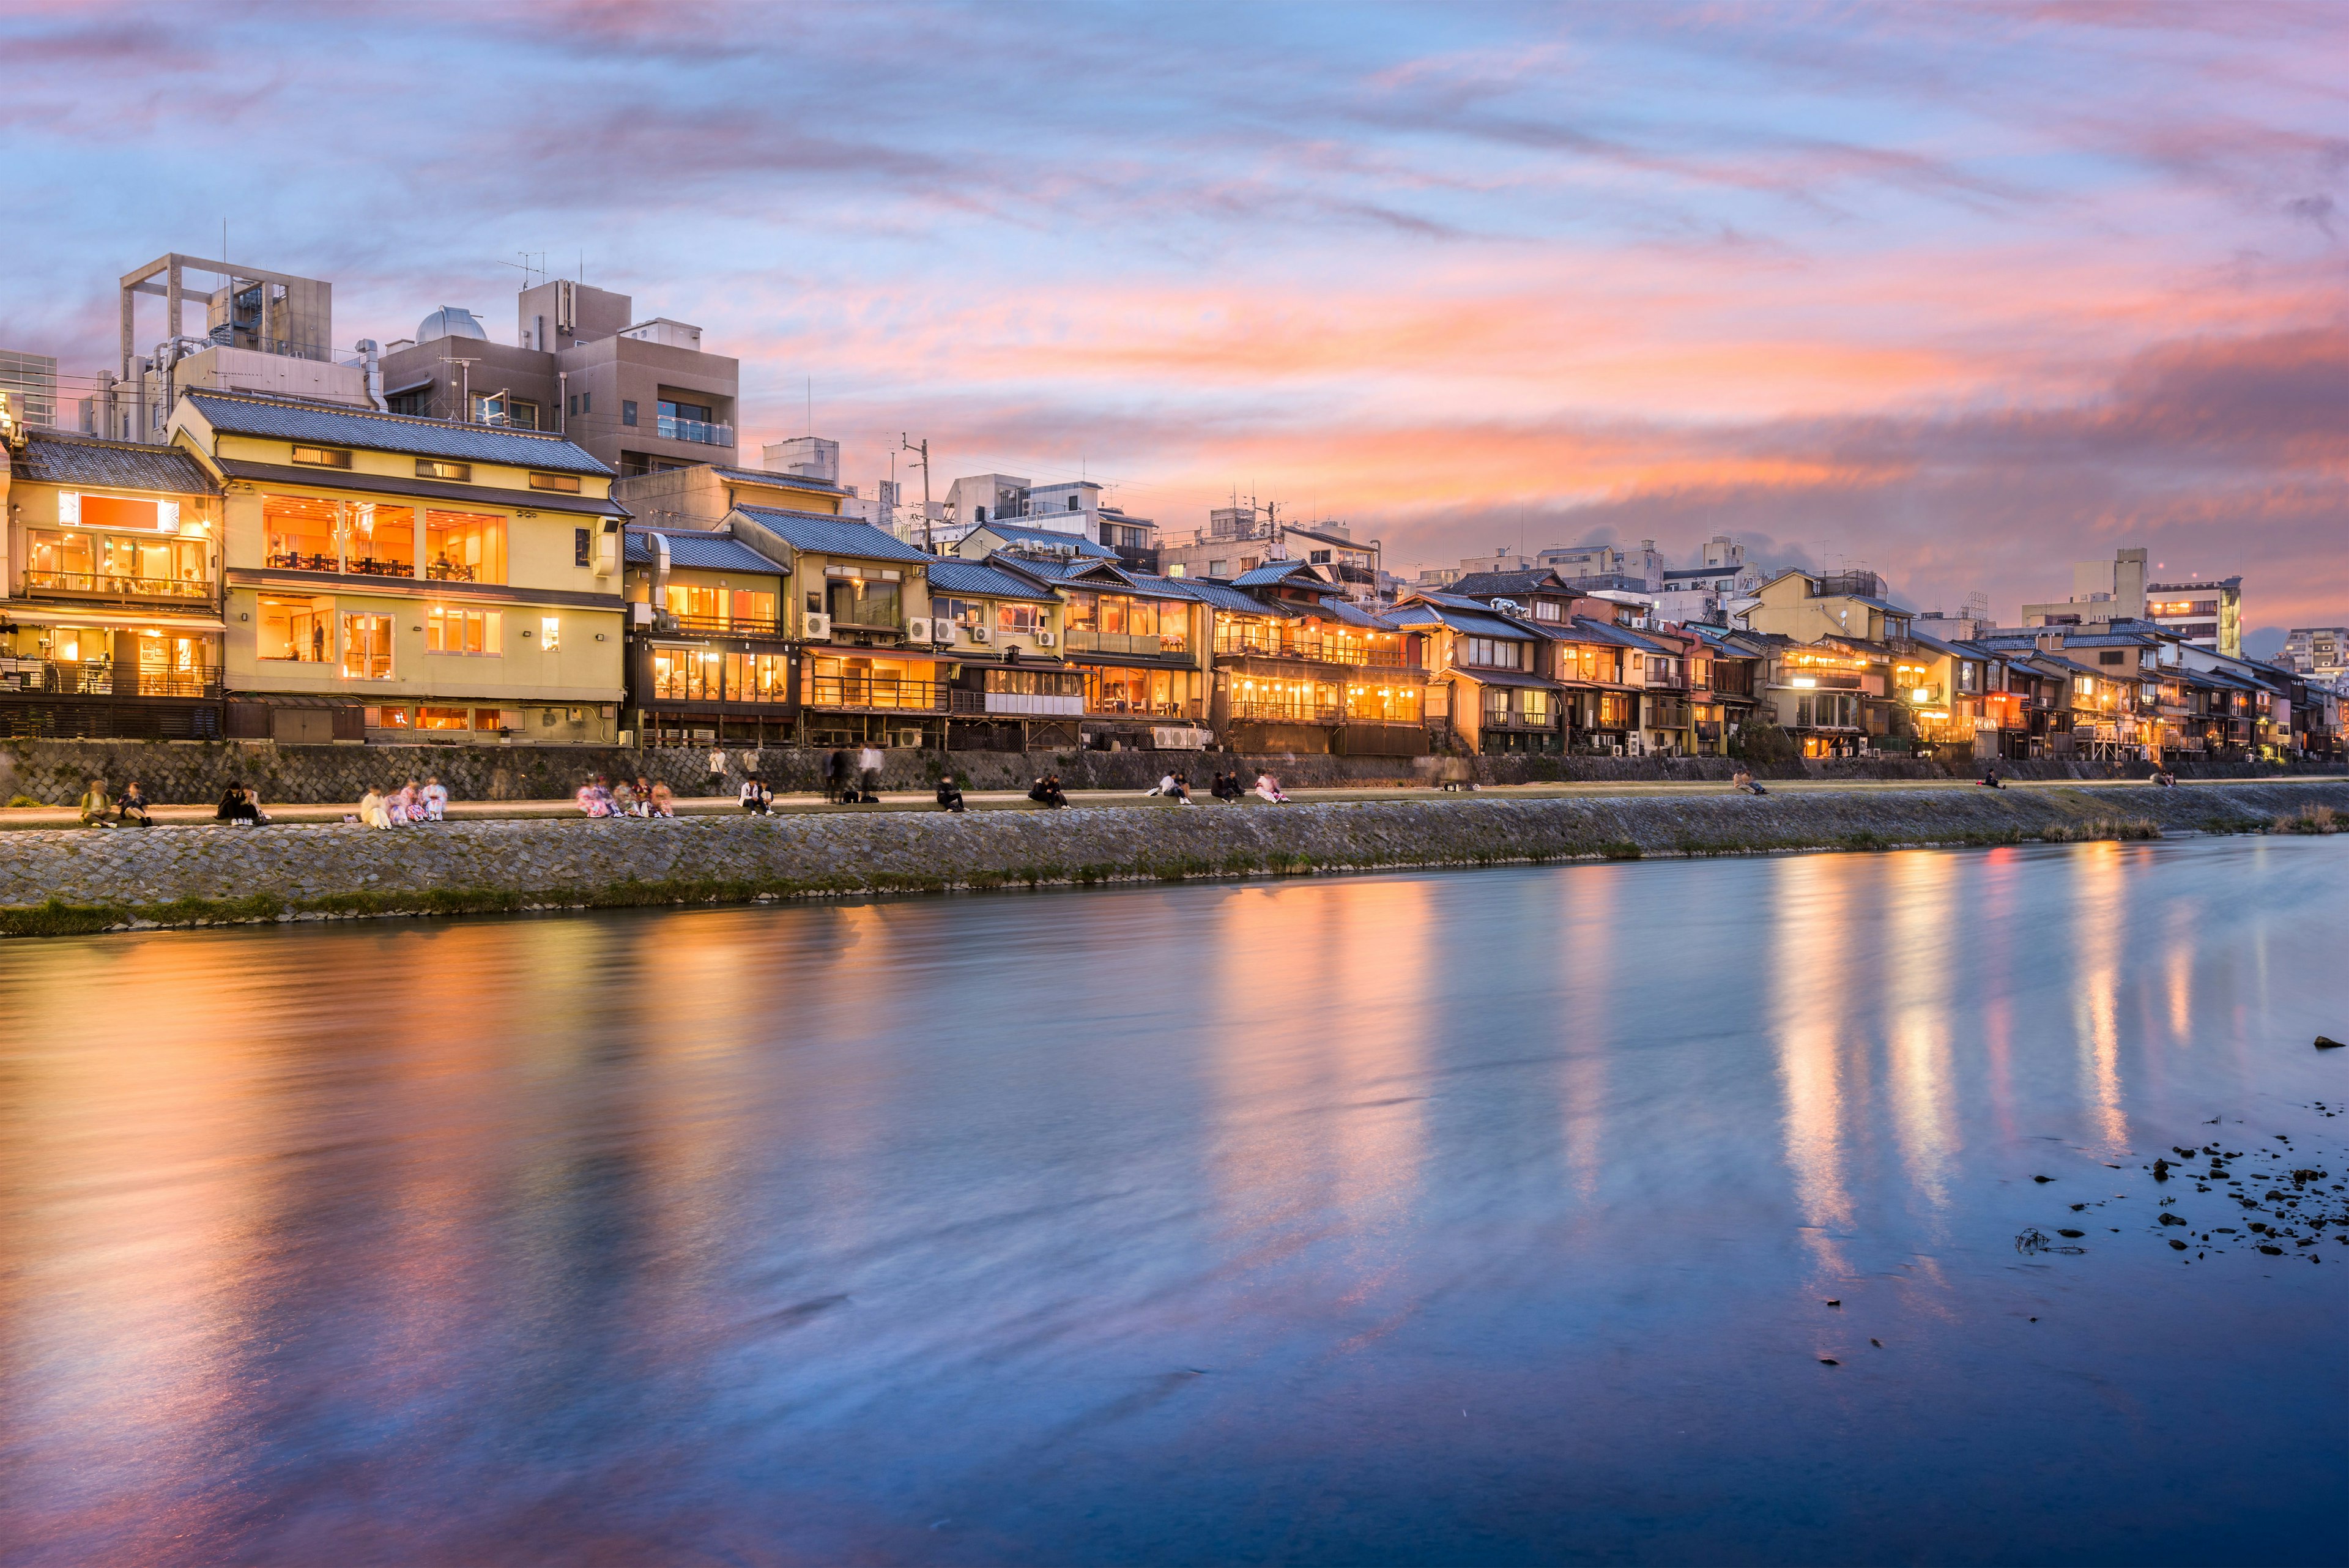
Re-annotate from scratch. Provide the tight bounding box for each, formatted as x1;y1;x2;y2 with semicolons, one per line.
4;780;2341;937
4;735;2329;807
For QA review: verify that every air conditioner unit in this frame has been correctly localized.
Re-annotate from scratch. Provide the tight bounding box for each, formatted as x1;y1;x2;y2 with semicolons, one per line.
1033;629;1055;648
896;728;922;748
969;624;991;644
907;617;932;642
804;612;832;641
933;622;959;645
628;601;653;627
1612;743;1625;756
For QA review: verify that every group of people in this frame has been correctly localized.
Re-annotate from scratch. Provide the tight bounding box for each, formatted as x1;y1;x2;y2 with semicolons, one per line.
822;746;887;804
357;776;450;829
76;778;154;827
1144;769;1292;804
574;775;677;820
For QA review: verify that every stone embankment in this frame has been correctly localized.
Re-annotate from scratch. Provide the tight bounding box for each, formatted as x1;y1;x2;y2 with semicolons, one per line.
4;735;2332;807
2;780;2342;938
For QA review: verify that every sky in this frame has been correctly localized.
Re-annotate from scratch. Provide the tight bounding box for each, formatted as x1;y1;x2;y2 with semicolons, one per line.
4;2;2343;649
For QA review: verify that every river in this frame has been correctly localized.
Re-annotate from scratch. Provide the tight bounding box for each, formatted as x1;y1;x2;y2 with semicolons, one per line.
2;837;2344;1566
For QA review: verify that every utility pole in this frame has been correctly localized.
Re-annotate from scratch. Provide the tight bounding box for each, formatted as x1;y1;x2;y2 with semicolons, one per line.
900;433;932;553
441;356;478;423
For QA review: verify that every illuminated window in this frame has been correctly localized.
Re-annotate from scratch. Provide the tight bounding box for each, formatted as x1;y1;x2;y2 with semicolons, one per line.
530;472;582;493
291;445;351;469
258;595;334;662
423;511;506;584
417;459;472;482
341;614;393;679
541;616;560;650
416;706;472;730
426;607;502;655
996;601;1041;634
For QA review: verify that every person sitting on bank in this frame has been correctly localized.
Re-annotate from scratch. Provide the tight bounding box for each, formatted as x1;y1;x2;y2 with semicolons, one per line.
1252;771;1291;804
1146;771;1178;798
1028;775;1068;808
631;776;655;817
1211;770;1244;803
116;779;154;827
740;773;771;815
240;787;269;826
1169;770;1195;806
421;776;450;822
1978;766;2003;789
358;787;393;830
648;781;677;818
2153;768;2178;788
936;776;967;813
1731;767;1767;796
214;785;253;826
78;779;113;827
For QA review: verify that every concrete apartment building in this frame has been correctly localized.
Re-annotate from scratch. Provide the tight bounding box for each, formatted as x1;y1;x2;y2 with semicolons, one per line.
2024;546;2243;658
2146;575;2243;656
0;351;58;429
930;472;1159;570
378;279;740;479
2278;626;2347;690
1157;504;1381;604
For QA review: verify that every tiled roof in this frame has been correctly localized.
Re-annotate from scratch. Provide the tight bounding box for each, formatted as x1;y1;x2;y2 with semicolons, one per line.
922;558;1060;601
1125;572;1204;601
1405;602;1537;639
13;431;220;494
708;464;846;495
624;530;786;574
1443;667;1564;691
179;390;611;474
1174;578;1279;615
1234;562;1326;587
974;520;1116;556
732;504;938;563
1450;570;1570;596
217;458;626;516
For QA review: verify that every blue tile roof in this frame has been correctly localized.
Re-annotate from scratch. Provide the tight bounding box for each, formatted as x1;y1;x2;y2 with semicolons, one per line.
624;530;787;574
180;390;611;474
1174;578;1278;615
974;521;1116;557
15;432;220;494
733;505;938;563
922;559;1060;601
1234;562;1325;587
708;463;846;495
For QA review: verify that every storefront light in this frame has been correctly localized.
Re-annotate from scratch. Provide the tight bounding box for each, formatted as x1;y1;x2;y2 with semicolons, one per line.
1791;675;1818;688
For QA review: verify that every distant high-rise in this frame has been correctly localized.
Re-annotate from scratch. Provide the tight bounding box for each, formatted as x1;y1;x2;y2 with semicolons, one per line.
0;350;58;428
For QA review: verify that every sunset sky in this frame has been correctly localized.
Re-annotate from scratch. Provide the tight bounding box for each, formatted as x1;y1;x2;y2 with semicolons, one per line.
6;2;2343;648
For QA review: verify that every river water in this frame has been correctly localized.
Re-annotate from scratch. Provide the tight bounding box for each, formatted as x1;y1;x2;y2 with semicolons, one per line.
2;838;2344;1566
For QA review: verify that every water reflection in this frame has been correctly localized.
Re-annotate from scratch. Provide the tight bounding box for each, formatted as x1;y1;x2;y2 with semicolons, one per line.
2;837;2345;1567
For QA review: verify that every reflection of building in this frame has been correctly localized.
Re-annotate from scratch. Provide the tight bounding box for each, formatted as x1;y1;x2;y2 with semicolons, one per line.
2145;576;2243;656
0;418;226;738
168;389;628;745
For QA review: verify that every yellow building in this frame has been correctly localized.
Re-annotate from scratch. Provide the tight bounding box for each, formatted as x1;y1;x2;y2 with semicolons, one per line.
168;390;627;744
1;412;228;739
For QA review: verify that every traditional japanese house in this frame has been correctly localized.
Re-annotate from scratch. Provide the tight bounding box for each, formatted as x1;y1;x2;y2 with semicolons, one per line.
1680;623;1765;756
1389;592;1561;754
1201;562;1427;756
622;526;794;746
0;419;227;739
1044;558;1212;749
927;555;1081;751
724;503;944;749
1751;633;1892;757
169;389;627;745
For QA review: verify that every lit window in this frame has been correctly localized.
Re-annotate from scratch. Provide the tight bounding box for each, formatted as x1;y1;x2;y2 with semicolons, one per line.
541;616;561;650
426;606;502;655
341;614;394;679
292;445;351;469
417;459;472;482
531;472;582;494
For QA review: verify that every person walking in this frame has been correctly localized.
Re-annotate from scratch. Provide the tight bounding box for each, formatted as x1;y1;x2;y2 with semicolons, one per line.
421;775;450;821
77;779;113;827
857;743;884;803
116;780;154;827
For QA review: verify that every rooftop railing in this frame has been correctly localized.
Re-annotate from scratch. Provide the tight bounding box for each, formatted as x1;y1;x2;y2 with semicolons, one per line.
1066;628;1189;657
657;414;735;447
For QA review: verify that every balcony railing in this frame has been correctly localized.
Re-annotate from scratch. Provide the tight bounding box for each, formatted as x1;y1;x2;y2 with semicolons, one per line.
657;414;734;447
667;611;784;639
23;571;213;602
0;660;223;699
951;689;1086;716
1230;700;1341;724
1066;628;1189;657
1089;698;1204;720
824;598;904;631
1213;630;1409;666
1642;671;1683;688
806;675;946;711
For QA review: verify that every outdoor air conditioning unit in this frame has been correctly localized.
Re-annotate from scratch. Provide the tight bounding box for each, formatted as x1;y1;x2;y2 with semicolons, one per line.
1612;743;1625;756
628;602;653;627
969;624;991;644
934;622;958;645
896;729;922;748
907;617;932;642
804;612;832;641
1033;630;1055;648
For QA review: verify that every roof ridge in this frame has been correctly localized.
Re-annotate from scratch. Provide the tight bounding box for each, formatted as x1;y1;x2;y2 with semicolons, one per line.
183;387;579;443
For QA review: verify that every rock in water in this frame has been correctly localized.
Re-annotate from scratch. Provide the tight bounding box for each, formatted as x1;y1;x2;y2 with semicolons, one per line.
2317;1036;2345;1050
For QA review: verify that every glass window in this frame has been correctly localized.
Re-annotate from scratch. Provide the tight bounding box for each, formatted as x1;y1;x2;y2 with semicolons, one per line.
426;607;502;655
622;400;638;428
996;601;1041;634
723;651;790;701
264;495;339;571
1521;688;1551;724
346;503;415;578
417;459;472;482
341;614;393;679
541;616;561;650
730;588;777;626
417;707;472;730
424;511;505;584
291;445;350;469
534;472;582;494
258;595;334;662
